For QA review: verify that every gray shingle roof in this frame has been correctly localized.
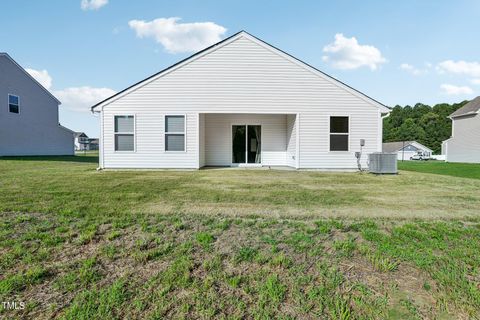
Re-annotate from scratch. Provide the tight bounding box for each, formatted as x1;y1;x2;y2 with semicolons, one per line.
382;141;414;153
74;132;87;138
450;96;480;118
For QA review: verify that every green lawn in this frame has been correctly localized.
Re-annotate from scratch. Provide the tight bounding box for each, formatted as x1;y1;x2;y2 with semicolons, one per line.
398;160;480;180
75;150;99;155
0;156;479;319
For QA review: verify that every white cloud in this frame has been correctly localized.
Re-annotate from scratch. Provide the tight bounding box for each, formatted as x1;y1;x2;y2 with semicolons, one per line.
128;17;227;53
26;68;115;112
26;68;53;90
54;87;116;112
440;84;474;96
399;63;431;76
27;66;115;112
81;0;108;11
322;33;386;70
436;60;480;78
400;63;423;76
470;79;480;85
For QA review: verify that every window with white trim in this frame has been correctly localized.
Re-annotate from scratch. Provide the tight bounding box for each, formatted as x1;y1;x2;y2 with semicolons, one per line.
165;115;185;151
8;94;19;113
329;116;349;151
114;115;134;151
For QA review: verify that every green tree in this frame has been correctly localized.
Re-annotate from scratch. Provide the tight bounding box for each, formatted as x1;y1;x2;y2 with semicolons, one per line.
398;118;425;142
420;112;442;153
382;99;470;154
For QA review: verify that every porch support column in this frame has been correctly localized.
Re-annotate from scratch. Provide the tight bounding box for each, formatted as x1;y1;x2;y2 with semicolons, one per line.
296;113;300;169
196;113;200;169
99;107;105;169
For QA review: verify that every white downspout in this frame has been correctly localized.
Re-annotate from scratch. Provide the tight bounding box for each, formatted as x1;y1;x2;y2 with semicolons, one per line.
379;112;390;152
197;113;201;169
91;108;103;170
296;113;300;169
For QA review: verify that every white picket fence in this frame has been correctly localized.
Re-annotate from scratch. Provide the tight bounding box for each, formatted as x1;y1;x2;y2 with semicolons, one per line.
431;155;445;161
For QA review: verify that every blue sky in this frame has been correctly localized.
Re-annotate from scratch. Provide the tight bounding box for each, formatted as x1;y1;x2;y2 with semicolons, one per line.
1;0;480;137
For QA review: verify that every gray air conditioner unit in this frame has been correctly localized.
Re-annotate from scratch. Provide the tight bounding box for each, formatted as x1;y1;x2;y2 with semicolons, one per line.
368;152;398;174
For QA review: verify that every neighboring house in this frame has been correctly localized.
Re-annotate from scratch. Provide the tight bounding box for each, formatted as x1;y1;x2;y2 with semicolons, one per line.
91;31;390;170
74;132;99;151
88;138;99;151
0;53;74;156
74;132;89;150
383;141;433;160
442;96;480;163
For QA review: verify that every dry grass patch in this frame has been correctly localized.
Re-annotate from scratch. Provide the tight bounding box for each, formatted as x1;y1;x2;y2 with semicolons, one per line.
1;156;480;219
1;212;479;319
1;157;480;318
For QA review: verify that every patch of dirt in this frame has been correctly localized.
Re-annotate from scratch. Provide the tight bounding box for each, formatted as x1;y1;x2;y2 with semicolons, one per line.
9;220;178;319
336;253;468;319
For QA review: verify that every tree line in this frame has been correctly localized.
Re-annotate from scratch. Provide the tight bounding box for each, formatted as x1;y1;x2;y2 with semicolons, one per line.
383;100;469;154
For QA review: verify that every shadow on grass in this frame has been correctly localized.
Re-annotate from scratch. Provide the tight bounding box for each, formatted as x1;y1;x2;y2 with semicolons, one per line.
0;155;99;164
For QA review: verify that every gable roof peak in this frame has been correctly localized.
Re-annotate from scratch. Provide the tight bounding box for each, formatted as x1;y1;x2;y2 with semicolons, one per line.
91;31;389;112
0;52;61;104
449;96;480;118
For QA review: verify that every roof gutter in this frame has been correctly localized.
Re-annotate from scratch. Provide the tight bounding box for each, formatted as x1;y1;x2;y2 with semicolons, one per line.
449;111;478;120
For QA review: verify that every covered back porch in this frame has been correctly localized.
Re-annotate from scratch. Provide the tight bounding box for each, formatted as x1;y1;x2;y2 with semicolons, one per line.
198;113;298;168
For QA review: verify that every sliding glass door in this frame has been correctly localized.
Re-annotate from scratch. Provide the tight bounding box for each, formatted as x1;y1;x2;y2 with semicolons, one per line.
232;125;261;164
232;125;246;164
248;125;261;163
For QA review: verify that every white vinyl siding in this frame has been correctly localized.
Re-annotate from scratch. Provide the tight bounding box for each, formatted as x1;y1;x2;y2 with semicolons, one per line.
103;112;198;168
298;110;379;169
445;114;480;163
199;113;205;167
99;35;384;169
286;114;297;167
